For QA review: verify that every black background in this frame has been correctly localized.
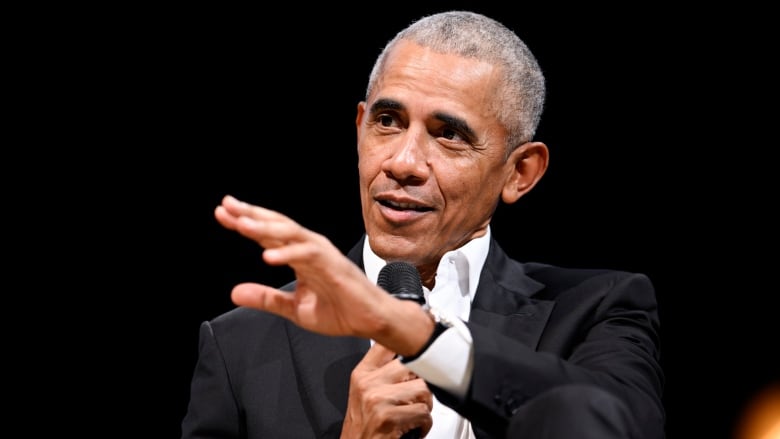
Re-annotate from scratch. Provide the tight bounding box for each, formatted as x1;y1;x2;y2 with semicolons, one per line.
44;2;776;437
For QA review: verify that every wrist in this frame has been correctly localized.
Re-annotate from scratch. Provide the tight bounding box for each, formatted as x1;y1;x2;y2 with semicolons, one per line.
399;305;454;361
383;301;436;357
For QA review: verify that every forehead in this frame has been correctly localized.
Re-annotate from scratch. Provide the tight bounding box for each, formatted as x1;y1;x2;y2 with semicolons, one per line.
370;40;501;119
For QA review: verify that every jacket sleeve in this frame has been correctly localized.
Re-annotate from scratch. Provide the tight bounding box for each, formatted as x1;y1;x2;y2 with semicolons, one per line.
180;321;243;439
432;271;664;439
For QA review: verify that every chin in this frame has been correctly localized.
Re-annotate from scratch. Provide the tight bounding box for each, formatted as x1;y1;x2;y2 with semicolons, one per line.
369;233;423;261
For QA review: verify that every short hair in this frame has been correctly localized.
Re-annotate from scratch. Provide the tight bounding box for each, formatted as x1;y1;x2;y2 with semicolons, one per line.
366;11;546;155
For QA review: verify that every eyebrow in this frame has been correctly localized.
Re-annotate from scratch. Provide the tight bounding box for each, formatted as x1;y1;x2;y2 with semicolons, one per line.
433;112;476;140
369;98;404;116
369;98;477;140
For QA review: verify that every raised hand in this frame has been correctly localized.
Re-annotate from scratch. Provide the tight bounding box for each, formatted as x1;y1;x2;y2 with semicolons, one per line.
214;195;433;356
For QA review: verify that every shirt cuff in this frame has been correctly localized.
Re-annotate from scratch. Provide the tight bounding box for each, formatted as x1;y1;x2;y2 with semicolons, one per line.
401;309;474;398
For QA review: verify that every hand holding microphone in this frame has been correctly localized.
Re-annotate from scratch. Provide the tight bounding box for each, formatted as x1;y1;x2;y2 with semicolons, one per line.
340;262;432;438
377;262;427;439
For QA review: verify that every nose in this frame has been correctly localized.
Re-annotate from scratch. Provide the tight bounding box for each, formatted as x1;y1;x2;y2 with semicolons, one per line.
382;125;430;183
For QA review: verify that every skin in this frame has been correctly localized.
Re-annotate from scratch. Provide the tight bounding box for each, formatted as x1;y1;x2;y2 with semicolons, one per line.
214;39;548;438
342;343;434;438
356;40;548;287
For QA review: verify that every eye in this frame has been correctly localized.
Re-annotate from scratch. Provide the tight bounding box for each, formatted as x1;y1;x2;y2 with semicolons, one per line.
441;127;465;141
378;114;396;127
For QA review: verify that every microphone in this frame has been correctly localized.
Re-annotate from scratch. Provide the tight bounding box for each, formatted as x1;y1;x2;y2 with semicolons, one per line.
377;261;425;305
376;261;424;439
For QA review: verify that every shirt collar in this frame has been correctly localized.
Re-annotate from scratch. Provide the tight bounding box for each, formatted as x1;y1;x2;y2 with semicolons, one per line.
363;226;491;306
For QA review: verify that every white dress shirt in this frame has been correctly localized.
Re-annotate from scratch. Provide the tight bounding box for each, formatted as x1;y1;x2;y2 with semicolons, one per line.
363;228;491;438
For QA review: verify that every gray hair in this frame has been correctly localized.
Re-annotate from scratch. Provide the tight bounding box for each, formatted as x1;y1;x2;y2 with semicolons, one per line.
366;11;546;154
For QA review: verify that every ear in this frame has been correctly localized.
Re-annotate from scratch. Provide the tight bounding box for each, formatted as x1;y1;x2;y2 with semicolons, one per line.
356;101;367;134
501;141;549;204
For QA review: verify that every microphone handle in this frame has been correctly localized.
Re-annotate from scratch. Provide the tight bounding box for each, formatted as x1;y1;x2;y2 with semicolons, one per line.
376;261;425;439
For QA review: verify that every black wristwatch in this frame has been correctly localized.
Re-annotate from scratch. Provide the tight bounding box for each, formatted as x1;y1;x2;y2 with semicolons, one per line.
400;305;454;362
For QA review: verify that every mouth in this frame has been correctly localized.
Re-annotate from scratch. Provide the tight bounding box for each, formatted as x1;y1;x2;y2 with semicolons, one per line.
378;199;433;212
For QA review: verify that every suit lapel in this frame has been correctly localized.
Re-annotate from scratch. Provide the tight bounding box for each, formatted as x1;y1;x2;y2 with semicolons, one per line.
469;240;553;350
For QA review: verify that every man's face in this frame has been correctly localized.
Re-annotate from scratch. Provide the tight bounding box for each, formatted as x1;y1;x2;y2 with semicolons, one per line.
356;40;515;275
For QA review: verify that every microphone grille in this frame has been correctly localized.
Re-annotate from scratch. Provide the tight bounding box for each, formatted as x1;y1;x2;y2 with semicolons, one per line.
376;261;425;305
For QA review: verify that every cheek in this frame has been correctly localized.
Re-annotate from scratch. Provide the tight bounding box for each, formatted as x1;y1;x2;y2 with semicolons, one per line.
440;164;502;205
439;164;482;195
449;178;473;201
357;154;382;188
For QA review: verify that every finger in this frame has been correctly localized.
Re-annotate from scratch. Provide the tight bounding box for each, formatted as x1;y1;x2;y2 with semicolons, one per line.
376;397;433;438
233;218;347;270
221;195;289;222
357;350;421;387
215;195;287;232
214;205;239;231
231;283;298;319
229;216;305;255
397;402;433;437
220;194;257;217
389;380;434;436
261;241;318;266
218;197;359;273
415;378;434;411
215;206;289;252
234;214;309;245
394;378;433;409
361;342;399;367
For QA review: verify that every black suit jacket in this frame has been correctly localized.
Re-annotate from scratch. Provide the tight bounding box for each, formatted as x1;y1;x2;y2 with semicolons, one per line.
181;235;664;438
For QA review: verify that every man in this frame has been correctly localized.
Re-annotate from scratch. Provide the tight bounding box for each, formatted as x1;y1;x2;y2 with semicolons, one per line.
181;10;664;439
